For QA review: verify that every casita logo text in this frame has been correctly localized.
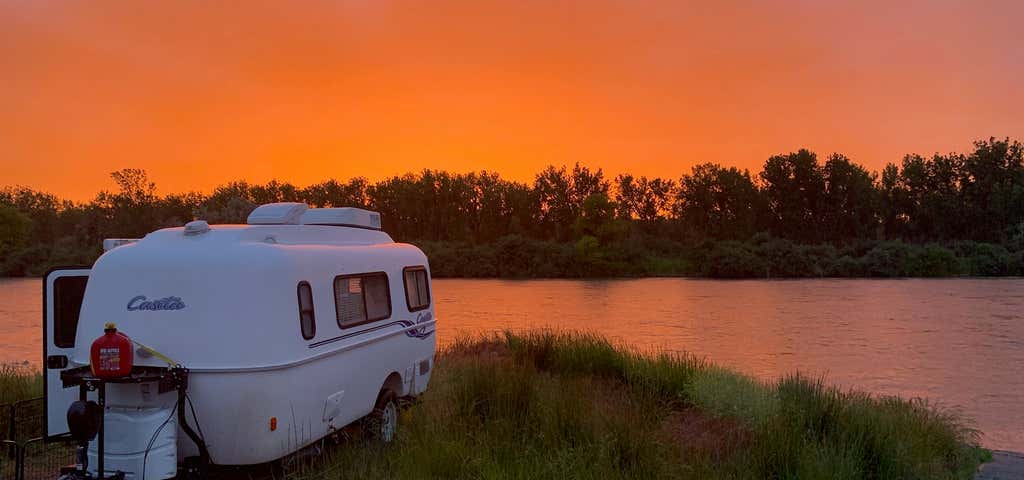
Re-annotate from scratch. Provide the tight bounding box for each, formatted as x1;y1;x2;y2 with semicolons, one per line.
127;295;187;311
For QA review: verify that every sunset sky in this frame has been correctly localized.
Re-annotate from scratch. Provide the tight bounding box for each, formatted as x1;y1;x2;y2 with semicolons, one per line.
2;1;1022;201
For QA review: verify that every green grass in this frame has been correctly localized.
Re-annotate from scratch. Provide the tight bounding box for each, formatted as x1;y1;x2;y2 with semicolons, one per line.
0;334;989;479
0;364;42;405
293;331;988;479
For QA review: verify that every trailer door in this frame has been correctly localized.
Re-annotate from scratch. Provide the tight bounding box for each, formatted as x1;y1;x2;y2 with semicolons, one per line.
43;267;90;440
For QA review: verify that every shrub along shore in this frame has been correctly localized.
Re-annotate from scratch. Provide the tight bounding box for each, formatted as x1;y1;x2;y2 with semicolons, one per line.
5;233;1023;279
419;235;1024;278
4;332;988;479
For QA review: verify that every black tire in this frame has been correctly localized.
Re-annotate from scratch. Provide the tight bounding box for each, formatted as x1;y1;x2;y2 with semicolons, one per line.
365;389;398;443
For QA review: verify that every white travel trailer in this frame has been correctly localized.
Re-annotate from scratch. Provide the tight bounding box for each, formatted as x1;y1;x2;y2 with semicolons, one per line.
43;203;436;479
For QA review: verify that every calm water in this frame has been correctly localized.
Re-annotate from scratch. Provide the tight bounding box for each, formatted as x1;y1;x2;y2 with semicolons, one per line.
2;277;1022;450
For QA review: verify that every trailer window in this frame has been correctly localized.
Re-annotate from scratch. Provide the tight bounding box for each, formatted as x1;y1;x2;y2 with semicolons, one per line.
334;272;391;328
53;276;89;348
403;267;431;312
297;281;316;340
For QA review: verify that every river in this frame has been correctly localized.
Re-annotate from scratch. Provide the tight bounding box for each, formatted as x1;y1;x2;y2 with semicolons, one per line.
1;277;1022;451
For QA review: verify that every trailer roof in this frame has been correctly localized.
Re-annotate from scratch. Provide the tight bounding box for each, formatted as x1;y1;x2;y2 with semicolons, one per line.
139;223;395;247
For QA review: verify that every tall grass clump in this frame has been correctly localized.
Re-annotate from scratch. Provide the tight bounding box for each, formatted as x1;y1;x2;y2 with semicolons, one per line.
0;364;41;404
742;374;989;480
689;366;778;428
292;351;686;480
503;330;704;405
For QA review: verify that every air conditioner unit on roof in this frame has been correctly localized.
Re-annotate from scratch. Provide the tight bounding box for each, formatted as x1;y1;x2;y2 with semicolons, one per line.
301;208;381;230
247;203;309;225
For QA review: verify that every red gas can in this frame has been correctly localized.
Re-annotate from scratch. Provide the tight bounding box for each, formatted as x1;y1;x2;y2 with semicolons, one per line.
90;323;134;378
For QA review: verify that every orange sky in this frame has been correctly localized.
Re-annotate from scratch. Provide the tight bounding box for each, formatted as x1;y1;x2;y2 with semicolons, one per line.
1;1;1022;201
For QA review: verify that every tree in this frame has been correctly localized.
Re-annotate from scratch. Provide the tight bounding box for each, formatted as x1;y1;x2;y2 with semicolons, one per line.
879;162;902;238
534;163;610;241
760;149;825;242
198;181;257;224
923;153;963;239
569;163;610;206
820;153;878;242
0;186;68;245
301;178;369;208
368;173;428;240
96;169;161;237
249;180;300;205
499;179;539;238
675;163;761;240
110;168;156;205
959;138;1024;241
885;153;967;241
572;193;620;241
614;174;641;220
534;166;574;240
463;172;536;243
614;174;675;222
0;204;31;255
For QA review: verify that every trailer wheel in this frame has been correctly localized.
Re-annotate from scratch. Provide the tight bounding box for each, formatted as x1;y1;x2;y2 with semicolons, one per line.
367;389;398;443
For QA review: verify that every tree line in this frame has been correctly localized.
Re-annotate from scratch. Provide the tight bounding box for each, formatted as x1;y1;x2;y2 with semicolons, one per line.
2;137;1023;278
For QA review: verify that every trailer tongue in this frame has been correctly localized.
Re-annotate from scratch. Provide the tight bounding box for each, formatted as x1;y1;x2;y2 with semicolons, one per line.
58;366;210;480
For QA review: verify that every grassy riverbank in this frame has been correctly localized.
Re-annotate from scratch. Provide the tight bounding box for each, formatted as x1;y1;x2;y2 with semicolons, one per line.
297;332;988;479
1;333;989;479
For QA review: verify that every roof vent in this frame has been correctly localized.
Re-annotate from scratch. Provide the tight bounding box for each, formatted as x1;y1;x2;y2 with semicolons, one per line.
103;238;139;251
300;207;382;230
184;220;211;236
247;203;309;225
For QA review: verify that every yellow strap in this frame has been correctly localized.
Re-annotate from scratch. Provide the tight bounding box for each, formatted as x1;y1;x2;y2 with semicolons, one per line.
131;339;179;367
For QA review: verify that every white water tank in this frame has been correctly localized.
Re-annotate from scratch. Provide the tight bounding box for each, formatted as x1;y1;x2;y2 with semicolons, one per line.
88;406;178;479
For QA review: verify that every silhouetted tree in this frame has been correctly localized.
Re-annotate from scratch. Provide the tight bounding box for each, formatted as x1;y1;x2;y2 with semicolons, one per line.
820;153;878;242
95;169;161;237
535;163;609;241
760;150;826;242
675;164;760;240
0;205;31;255
959;138;1024;241
301;178;369;208
572;193;619;241
614;174;675;222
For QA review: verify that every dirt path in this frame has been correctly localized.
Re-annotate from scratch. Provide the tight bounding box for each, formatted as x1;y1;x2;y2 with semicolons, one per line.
976;451;1024;479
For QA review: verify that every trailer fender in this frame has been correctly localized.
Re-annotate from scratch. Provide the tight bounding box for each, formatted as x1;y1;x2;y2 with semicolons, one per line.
382;371;404;398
